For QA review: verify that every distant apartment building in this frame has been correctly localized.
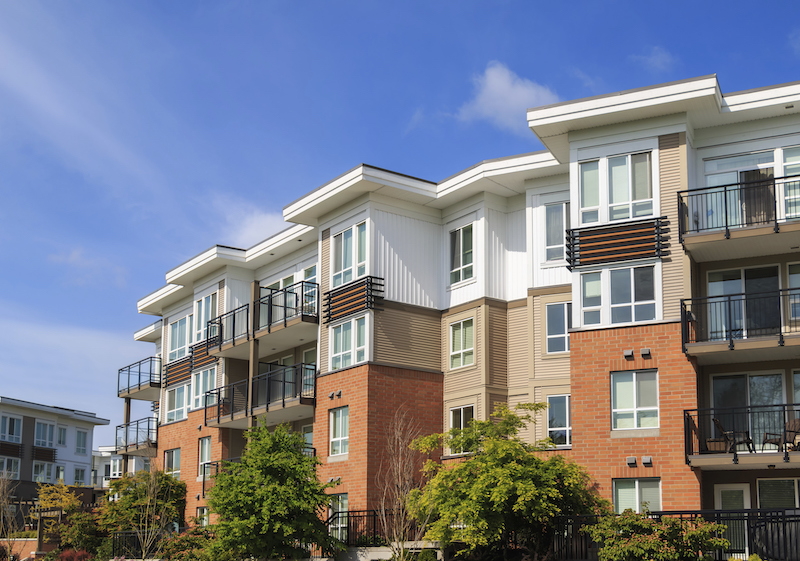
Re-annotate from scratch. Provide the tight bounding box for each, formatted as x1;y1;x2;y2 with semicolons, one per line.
0;396;109;500
117;75;800;532
91;445;149;489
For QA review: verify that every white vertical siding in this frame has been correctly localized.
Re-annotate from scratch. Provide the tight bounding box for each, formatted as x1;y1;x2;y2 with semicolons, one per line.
487;208;507;300
373;209;440;308
226;279;251;312
505;209;528;301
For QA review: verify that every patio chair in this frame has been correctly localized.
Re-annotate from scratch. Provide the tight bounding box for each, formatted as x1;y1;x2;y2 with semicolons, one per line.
762;418;800;452
712;417;755;453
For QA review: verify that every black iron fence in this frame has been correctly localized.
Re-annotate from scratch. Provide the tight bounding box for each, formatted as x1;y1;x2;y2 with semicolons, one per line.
118;356;161;395
678;174;800;241
207;303;249;351
115;417;157;452
684;403;800;459
681;288;800;349
553;509;800;561
326;510;392;547
255;280;320;332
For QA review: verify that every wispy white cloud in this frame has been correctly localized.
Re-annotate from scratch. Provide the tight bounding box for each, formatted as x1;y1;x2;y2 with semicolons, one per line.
629;46;678;73
457;61;559;137
48;247;128;288
570;68;603;94
405;107;425;134
790;29;800;57
212;195;288;249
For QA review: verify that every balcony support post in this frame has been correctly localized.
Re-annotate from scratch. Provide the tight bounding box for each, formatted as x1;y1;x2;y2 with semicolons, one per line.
122;397;131;473
724;185;730;239
247;281;259;426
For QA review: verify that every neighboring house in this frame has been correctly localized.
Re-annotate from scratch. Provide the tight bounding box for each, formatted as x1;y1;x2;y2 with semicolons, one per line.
117;75;800;533
91;445;149;489
0;396;109;500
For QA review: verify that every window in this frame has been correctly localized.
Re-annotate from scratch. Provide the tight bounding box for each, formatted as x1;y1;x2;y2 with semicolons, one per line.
449;224;474;284
449;405;474;455
55;465;65;482
580;152;653;225
331;317;366;370
333;222;366;287
197;507;210;527
57;426;67;446
110;457;122;478
33;462;53;483
192;367;216;409
168;315;192;362
0;416;21;443
195;292;217;342
329;494;348;541
303;265;318;314
612;371;658;429
546;303;572;353
547;395;572;447
76;431;87;454
35;422;55;448
580;265;658;327
613;478;660;513
0;457;19;480
329;407;349;456
545;203;569;261
198;437;211;477
164;449;181;478
165;385;189;422
757;479;799;509
74;468;86;486
449;319;474;369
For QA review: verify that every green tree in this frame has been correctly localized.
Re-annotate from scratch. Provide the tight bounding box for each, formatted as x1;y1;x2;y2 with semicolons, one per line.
206;423;343;559
411;404;608;560
585;509;729;561
99;470;186;559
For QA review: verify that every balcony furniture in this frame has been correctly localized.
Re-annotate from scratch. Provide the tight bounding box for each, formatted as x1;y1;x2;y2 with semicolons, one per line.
762;418;800;452
712;417;754;453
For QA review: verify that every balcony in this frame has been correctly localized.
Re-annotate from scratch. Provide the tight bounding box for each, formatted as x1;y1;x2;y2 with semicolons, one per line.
115;417;157;456
206;304;250;358
684;403;800;469
118;357;161;401
681;289;800;364
205;363;317;429
678;174;800;261
253;281;320;360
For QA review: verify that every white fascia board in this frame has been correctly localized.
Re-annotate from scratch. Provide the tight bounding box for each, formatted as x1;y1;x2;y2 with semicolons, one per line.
245;223;316;267
0;397;110;425
137;283;187;316
436;152;561;195
165;245;246;286
722;82;800;114
134;319;163;342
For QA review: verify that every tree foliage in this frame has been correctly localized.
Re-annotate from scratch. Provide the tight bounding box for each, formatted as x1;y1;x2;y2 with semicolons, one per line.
411;404;608;559
206;423;343;559
585;510;729;561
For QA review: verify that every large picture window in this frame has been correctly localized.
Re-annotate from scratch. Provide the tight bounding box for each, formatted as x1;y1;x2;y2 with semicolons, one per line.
331;317;366;371
450;224;474;284
333;222;366;288
612;370;659;430
329;407;349;456
579;151;654;225
450;319;474;369
613;478;660;513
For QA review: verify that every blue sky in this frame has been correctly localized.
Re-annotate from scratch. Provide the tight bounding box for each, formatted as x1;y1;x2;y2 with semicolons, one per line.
1;0;799;445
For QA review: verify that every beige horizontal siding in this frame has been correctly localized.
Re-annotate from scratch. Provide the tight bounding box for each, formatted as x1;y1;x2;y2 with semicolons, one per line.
373;303;441;371
442;306;483;397
507;304;530;389
487;305;507;387
659;132;688;320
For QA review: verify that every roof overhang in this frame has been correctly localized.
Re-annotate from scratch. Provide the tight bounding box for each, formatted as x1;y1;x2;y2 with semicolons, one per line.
137;283;189;316
134;319;162;342
0;396;110;425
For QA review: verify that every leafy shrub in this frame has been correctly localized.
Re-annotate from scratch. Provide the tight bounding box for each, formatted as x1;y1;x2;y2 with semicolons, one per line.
58;551;93;561
160;527;213;561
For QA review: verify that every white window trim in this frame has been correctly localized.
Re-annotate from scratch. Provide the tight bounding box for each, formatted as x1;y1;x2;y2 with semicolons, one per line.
331;221;367;288
165;384;189;423
194;290;218;344
32;461;54;483
542;201;570;266
75;430;88;455
329;315;369;372
449;318;475;370
613;478;662;514
449;404;475;456
168;313;193;363
545;302;572;354
611;370;660;431
35;421;55;448
164;448;181;478
547;394;572;448
0;456;20;480
329;406;349;457
573;260;663;329
74;467;86;486
449;224;475;286
110;457;123;479
0;415;22;443
198;436;212;477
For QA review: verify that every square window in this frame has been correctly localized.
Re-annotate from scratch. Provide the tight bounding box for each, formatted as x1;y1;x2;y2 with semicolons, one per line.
329;407;349;456
547;395;571;447
613;478;660;513
546;303;572;353
450;319;474;369
612;371;659;429
165;449;181;479
611;266;655;324
449;225;474;284
331;317;366;371
333;222;367;288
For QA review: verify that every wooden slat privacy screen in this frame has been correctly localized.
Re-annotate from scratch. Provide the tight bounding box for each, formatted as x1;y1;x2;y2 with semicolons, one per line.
165;341;219;387
32;446;57;462
566;217;665;269
323;276;385;324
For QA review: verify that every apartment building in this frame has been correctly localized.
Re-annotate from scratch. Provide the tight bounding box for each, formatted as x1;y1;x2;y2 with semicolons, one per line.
0;396;109;500
118;75;800;530
91;445;149;490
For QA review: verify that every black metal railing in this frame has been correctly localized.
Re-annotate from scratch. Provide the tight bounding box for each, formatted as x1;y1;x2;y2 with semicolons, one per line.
255;281;320;333
681;288;800;350
678;173;800;241
204;364;316;425
118;356;161;395
115;417;157;452
684;403;800;460
554;510;800;561
326;510;391;547
207;303;249;351
201;456;241;497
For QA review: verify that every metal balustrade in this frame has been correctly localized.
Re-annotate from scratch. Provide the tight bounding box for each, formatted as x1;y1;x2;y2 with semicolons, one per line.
117;356;161;395
206;303;249;351
115;417;157;452
255;280;319;333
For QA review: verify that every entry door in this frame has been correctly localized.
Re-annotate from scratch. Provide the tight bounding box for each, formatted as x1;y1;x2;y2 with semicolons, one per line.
715;484;751;557
708;267;780;340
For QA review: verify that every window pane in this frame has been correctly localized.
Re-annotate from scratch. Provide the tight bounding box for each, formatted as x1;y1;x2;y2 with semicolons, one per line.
637;372;657;408
634;303;656;321
462;225;473;266
547;304;565;337
582;273;601;307
638;410;658;428
451;409;461;430
451;323;461;353
785;147;800;164
609;156;629;205
463;406;473;426
613;372;634;409
450;230;460;271
548;337;566;353
342;229;353;269
613;411;634;429
462;319;473;349
548;396;566;428
545;205;563;247
614;480;636;513
611;269;631;305
631;153;651;201
639;479;661;511
758;480;797;509
357;223;366;264
356;318;366;348
634;267;655;302
611;306;632;324
580;161;599;208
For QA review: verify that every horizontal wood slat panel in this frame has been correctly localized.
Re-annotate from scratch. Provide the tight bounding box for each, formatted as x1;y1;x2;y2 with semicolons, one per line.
567;217;665;269
0;442;21;457
323;276;385;324
32;446;56;462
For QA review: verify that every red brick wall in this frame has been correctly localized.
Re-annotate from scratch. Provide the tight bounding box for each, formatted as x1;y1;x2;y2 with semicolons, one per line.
316;364;443;511
569;321;702;510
